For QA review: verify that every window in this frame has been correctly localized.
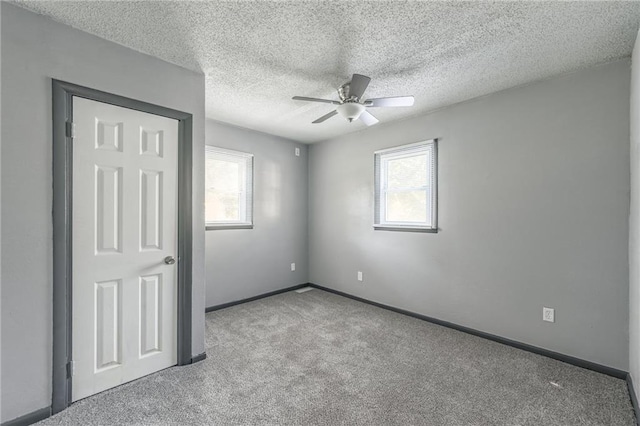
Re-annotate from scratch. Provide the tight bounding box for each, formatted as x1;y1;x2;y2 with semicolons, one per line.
205;146;253;229
374;140;437;232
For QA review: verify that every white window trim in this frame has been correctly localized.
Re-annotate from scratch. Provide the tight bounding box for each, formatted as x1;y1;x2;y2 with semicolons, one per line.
205;146;254;230
374;139;438;233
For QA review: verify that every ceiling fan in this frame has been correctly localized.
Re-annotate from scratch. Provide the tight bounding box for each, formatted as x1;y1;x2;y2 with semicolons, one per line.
292;74;414;126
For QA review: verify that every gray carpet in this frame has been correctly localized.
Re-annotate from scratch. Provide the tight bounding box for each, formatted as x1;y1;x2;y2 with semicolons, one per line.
38;288;635;425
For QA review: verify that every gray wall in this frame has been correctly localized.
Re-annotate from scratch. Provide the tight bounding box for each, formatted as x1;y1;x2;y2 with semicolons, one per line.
630;30;640;387
309;60;631;370
205;120;308;308
0;4;206;422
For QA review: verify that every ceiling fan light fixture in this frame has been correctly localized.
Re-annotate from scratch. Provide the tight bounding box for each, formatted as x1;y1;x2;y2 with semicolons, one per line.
337;102;365;122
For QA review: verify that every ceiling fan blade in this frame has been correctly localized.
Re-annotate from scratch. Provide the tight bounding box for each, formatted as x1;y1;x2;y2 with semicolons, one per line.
312;110;338;124
365;96;414;107
359;110;379;126
293;96;340;105
349;74;371;99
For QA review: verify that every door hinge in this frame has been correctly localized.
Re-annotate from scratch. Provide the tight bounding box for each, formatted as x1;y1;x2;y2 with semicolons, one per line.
67;360;76;378
65;121;76;139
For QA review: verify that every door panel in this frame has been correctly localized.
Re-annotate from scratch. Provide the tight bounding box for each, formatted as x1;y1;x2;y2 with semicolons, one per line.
139;274;162;357
140;169;163;250
95;166;123;254
72;97;178;402
95;279;122;371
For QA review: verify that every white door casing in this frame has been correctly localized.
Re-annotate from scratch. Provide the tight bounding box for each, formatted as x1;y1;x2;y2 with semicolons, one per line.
72;97;178;401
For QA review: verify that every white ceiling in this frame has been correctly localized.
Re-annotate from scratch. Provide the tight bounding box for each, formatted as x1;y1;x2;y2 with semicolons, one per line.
12;1;640;143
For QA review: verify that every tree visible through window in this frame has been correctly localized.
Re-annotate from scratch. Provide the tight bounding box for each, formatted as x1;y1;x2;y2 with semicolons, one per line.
374;140;437;231
205;147;253;229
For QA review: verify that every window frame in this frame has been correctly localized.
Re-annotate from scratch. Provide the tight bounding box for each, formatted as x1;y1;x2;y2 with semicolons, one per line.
374;139;438;233
205;146;254;230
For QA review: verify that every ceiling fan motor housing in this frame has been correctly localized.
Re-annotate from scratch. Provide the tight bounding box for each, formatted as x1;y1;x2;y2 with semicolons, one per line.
338;83;348;101
338;82;359;102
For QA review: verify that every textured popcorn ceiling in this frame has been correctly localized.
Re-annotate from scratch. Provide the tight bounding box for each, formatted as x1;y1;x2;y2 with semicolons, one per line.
12;1;640;143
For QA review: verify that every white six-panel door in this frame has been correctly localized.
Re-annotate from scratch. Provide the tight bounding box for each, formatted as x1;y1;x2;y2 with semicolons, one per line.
72;97;178;402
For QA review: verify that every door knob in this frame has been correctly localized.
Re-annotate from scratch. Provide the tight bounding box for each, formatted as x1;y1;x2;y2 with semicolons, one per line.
164;256;176;265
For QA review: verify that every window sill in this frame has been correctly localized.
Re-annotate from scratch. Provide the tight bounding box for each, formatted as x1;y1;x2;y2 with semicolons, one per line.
206;224;253;230
374;225;438;233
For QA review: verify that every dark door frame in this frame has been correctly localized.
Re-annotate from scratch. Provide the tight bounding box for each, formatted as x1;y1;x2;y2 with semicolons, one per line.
52;80;194;414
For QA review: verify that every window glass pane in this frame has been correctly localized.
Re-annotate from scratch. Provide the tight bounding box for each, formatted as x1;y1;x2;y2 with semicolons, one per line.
386;154;427;189
210;158;241;192
206;191;240;222
385;190;427;223
205;157;242;222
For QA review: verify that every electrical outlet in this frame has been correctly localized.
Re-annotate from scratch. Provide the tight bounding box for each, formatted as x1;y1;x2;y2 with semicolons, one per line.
295;147;300;157
543;307;555;323
357;271;363;282
291;263;296;272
